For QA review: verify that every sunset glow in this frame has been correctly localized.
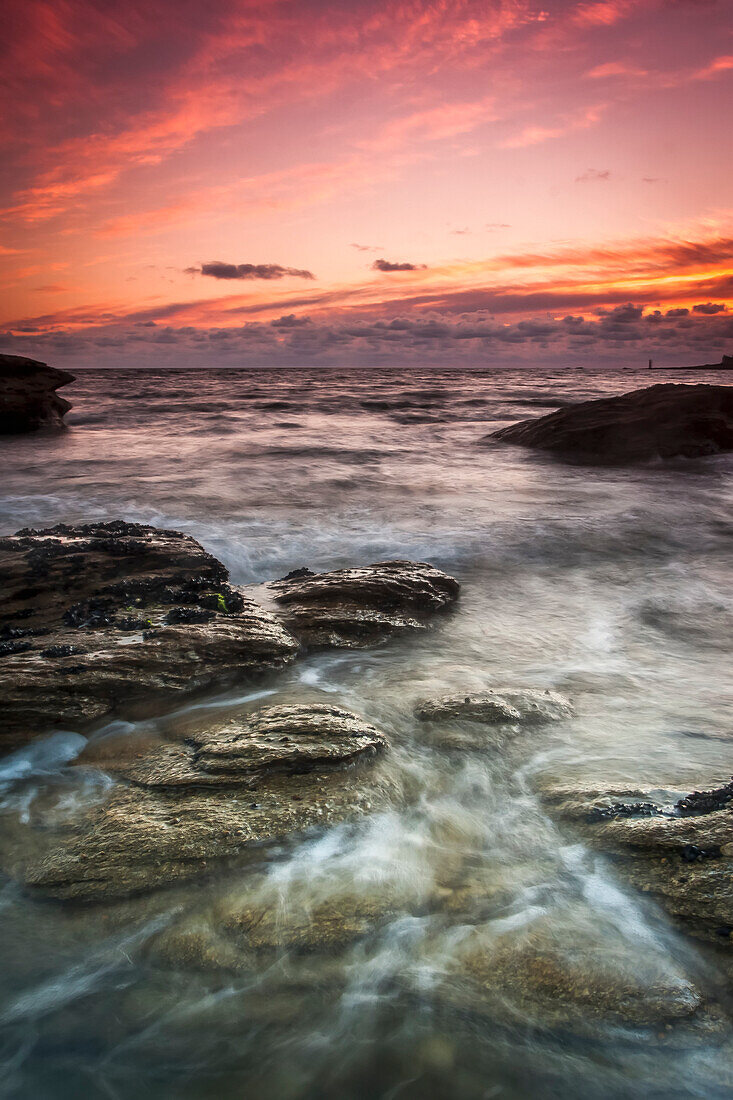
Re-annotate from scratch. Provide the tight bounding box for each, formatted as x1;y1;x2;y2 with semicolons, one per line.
2;0;732;367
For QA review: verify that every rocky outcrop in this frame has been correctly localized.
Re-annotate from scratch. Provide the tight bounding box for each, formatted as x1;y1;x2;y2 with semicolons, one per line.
541;779;733;945
8;703;393;901
268;559;459;647
415;688;572;726
488;383;733;463
0;521;298;751
0;353;74;433
82;703;386;787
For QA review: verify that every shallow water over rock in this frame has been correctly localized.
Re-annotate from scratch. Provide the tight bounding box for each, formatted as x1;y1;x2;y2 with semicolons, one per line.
1;365;732;1098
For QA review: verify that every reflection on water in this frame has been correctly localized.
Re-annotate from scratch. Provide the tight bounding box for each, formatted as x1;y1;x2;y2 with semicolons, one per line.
1;366;732;1098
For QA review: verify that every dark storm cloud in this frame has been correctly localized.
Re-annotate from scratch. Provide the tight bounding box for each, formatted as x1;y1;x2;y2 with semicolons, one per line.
692;301;727;314
187;262;316;280
665;307;689;316
372;259;427;272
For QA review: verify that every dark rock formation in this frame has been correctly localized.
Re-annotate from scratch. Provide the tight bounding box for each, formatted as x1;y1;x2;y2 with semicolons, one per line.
0;353;74;433
415;688;572;726
541;779;733;944
268;559;460;647
8;703;394;900
488;383;733;463
0;521;298;751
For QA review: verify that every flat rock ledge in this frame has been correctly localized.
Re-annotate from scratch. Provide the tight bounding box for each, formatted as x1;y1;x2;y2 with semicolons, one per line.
268;559;460;647
0;353;74;433
8;704;393;901
488;383;733;463
0;521;299;751
415;688;572;726
541;778;733;945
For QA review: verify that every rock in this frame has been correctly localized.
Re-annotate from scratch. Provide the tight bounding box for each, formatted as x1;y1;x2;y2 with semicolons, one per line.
148;921;249;971
488;383;733;463
0;353;74;433
541;779;733;944
83;703;386;788
268;559;459;648
9;703;394;900
219;890;401;953
445;918;703;1031
415;688;572;726
148;892;402;971
0;521;299;751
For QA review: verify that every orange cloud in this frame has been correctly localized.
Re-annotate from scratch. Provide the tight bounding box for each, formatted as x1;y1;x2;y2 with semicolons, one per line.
3;1;536;224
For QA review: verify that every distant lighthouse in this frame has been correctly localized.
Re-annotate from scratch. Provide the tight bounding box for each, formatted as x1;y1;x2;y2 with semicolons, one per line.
648;358;653;369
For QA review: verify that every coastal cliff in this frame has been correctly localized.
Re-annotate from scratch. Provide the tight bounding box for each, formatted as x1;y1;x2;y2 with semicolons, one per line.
0;353;74;433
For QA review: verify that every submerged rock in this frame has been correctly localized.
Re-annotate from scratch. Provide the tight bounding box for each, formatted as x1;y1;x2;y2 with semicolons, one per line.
220;890;402;954
268;559;460;647
0;521;298;751
0;353;74;433
541;779;733;944
488;383;733;463
445;918;704;1032
415;688;572;726
9;703;393;900
149;890;405;971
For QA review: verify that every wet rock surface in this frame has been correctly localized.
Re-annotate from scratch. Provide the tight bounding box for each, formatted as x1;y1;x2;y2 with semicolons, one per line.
84;703;387;788
0;521;299;751
415;688;572;726
488;383;733;463
0;353;75;434
446;918;705;1032
7;703;393;901
541;779;733;944
268;559;459;647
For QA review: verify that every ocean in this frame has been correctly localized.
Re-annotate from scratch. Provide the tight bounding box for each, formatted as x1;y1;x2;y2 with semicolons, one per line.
0;365;732;1099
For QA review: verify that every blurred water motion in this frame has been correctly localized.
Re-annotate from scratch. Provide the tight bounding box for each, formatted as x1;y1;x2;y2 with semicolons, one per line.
0;365;731;1099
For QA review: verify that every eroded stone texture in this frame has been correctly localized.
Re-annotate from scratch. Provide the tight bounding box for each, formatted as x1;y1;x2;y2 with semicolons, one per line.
9;704;394;901
0;521;299;751
87;704;386;788
488;383;733;463
0;353;74;433
444;921;704;1032
415;688;572;726
268;559;459;647
541;780;733;944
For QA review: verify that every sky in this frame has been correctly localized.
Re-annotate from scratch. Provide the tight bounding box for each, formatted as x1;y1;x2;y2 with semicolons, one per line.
1;0;732;369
